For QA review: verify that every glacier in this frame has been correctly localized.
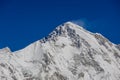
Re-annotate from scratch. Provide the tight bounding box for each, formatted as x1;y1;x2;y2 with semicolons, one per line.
0;22;120;80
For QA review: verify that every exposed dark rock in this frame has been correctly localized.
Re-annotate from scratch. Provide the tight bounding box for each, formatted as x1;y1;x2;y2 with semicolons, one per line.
116;44;120;51
78;72;84;78
94;34;112;49
50;72;68;80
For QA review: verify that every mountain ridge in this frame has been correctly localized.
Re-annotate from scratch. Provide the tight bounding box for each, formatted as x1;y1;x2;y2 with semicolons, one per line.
1;22;118;52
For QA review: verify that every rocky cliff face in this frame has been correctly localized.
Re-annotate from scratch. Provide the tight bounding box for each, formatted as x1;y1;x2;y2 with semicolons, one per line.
0;22;120;80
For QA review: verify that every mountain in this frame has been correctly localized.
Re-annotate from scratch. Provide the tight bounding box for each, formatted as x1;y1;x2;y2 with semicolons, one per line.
0;22;120;80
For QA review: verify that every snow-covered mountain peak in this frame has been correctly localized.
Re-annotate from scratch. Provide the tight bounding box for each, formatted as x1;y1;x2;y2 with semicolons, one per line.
39;21;114;53
42;22;88;41
0;22;120;80
39;21;83;43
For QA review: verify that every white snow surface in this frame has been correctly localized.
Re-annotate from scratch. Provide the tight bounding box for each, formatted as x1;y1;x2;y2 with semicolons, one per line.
0;22;120;80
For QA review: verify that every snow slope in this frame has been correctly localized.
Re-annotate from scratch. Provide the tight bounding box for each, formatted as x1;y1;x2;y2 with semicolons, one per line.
0;22;120;80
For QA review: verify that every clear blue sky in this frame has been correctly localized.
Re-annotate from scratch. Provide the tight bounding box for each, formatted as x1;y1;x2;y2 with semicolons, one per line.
0;0;120;51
